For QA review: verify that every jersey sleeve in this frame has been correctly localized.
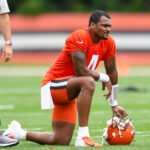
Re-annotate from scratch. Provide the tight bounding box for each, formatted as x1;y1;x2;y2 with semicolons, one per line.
102;35;116;61
65;30;88;53
0;0;10;14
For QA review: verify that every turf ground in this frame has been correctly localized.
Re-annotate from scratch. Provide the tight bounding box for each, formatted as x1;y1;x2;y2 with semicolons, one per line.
0;66;150;150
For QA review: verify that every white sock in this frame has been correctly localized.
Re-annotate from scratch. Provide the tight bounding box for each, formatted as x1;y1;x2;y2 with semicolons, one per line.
77;126;90;138
19;130;27;140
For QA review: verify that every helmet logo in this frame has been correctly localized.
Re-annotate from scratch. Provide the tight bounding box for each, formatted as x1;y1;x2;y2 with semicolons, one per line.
112;132;116;138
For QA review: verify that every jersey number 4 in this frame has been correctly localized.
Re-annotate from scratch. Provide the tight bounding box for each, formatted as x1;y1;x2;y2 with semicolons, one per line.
88;55;99;71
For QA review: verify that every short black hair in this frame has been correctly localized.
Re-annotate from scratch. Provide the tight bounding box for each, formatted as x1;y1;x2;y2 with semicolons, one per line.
89;10;111;26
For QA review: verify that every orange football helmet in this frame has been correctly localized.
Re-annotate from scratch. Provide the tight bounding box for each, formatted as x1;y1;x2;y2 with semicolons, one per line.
102;116;135;145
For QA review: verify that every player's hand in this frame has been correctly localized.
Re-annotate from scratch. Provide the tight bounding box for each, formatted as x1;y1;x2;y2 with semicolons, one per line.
1;45;13;62
112;105;128;118
102;81;112;99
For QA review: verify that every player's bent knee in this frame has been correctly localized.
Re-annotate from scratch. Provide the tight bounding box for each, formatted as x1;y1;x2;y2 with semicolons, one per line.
82;76;95;91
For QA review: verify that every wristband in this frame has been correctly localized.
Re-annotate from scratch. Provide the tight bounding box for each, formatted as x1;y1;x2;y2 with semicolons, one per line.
109;84;118;107
5;41;12;45
97;72;110;83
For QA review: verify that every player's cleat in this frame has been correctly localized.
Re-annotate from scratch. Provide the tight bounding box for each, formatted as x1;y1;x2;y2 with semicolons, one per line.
0;132;19;147
4;120;26;140
75;136;103;147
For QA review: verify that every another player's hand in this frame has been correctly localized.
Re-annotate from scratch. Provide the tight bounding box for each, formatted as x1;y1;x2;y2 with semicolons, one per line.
1;45;13;62
112;105;128;118
102;81;112;99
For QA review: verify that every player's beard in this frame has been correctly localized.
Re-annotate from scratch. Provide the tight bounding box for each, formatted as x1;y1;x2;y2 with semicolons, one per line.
102;36;108;40
102;32;109;40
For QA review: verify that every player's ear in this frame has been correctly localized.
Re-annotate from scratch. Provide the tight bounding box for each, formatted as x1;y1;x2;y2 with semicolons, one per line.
91;22;96;29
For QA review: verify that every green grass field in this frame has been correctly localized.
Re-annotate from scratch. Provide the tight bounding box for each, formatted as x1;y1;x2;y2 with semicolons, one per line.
0;66;150;150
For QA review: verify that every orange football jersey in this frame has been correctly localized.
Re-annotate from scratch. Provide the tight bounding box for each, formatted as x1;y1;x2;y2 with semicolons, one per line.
41;28;116;86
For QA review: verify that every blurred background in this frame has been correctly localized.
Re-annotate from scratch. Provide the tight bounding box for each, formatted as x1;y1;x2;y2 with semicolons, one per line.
0;0;150;76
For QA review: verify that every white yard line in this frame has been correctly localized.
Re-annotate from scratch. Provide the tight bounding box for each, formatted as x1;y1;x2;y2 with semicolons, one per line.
136;131;150;134
0;112;46;116
26;128;43;131
3;128;43;131
0;105;14;110
0;88;40;95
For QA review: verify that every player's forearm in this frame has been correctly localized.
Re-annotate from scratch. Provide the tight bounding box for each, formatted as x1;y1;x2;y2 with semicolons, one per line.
75;66;100;81
104;56;118;85
75;66;110;83
106;69;118;85
107;69;118;107
0;13;12;41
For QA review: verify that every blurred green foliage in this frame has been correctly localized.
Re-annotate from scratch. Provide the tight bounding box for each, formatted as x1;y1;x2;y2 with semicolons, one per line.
8;0;150;15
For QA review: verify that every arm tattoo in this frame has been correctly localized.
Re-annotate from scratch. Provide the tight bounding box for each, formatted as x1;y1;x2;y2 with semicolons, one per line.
71;51;87;75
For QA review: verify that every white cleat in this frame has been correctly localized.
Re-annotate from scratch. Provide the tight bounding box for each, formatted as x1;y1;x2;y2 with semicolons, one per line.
4;120;25;140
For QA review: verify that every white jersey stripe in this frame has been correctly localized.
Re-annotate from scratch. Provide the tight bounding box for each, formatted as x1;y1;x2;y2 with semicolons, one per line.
51;81;68;87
